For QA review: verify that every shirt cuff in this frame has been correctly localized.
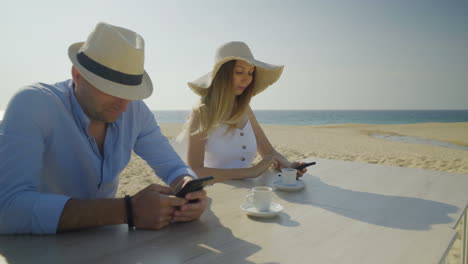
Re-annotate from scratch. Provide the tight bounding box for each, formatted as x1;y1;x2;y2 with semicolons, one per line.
166;167;199;184
32;193;71;234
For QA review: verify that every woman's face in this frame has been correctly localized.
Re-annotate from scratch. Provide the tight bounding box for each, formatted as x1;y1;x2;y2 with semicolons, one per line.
232;60;254;96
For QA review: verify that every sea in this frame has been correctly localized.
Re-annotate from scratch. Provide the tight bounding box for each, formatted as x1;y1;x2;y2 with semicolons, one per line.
1;109;467;125
152;110;468;150
152;110;468;125
1;109;467;149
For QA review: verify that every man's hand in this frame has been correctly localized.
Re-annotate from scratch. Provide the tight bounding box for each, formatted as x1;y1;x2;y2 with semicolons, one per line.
172;189;208;222
171;177;209;222
131;184;187;230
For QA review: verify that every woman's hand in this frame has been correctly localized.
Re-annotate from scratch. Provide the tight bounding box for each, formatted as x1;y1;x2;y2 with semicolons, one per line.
289;161;307;178
271;153;291;171
271;152;307;178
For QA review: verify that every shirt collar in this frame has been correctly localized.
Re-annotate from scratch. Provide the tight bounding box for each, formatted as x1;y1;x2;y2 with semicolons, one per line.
69;81;91;136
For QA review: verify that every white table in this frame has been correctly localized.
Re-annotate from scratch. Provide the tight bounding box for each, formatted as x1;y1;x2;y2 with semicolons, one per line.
1;158;467;264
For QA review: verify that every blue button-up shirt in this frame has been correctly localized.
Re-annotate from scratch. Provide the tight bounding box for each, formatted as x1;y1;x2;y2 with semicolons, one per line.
0;80;196;234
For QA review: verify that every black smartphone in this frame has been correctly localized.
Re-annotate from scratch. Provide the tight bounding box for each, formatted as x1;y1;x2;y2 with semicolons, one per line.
295;162;316;171
175;176;214;202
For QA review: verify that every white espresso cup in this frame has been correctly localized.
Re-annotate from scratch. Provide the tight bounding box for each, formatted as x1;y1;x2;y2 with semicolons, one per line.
246;186;273;212
277;168;297;185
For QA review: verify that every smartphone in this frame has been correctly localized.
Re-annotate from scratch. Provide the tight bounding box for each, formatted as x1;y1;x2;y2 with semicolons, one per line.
175;176;214;202
295;162;316;171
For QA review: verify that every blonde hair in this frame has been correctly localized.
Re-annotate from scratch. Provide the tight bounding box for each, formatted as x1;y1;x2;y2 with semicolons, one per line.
189;60;255;136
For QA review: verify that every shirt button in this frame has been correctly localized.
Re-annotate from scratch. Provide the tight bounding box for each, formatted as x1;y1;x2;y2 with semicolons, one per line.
241;157;246;161
242;145;247;149
240;132;244;136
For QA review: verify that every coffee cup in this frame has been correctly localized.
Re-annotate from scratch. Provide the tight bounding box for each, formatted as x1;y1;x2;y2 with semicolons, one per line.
277;168;297;185
246;186;272;212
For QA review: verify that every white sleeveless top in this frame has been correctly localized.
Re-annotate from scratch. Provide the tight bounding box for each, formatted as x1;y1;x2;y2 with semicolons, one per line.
204;120;257;169
172;120;257;169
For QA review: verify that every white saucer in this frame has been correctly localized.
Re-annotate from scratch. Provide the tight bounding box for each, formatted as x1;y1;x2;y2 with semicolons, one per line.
273;179;305;192
240;202;283;218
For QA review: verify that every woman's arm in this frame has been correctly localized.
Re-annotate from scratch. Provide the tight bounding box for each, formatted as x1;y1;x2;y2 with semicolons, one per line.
186;112;273;183
246;106;288;163
246;106;307;175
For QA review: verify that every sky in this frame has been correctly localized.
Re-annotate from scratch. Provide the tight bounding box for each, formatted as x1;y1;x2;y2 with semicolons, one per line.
2;0;467;110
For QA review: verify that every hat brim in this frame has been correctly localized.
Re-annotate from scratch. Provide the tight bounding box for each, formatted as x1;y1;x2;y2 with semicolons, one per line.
68;42;153;100
188;57;284;97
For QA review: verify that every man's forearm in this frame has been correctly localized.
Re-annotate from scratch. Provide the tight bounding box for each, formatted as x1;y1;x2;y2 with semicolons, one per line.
57;198;127;232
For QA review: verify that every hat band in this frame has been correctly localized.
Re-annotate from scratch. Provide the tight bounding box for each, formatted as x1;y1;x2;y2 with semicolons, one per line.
77;52;143;86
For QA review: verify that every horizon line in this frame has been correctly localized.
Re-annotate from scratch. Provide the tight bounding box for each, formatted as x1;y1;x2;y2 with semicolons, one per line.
149;108;468;111
2;109;468;113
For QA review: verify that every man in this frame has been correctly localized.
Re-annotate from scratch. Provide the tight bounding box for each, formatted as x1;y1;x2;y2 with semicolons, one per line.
0;22;207;234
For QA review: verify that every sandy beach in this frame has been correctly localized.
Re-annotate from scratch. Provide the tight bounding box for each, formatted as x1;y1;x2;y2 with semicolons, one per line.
117;122;468;263
118;121;468;196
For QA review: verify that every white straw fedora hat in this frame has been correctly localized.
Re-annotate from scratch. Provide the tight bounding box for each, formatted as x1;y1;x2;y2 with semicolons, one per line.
68;22;152;100
188;41;284;96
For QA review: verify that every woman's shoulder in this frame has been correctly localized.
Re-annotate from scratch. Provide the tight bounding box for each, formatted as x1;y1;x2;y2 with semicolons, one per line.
186;109;209;138
245;105;255;117
187;110;201;130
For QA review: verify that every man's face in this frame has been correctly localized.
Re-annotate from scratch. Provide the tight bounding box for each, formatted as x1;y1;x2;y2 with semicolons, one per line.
73;68;131;123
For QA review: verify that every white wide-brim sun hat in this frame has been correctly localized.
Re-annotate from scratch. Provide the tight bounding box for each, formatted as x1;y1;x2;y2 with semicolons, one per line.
188;41;284;97
68;22;153;100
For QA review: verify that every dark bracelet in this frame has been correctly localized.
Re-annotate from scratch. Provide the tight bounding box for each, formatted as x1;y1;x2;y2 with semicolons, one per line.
124;195;135;231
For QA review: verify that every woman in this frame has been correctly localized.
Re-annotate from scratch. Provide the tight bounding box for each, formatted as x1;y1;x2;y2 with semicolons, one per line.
182;41;307;183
